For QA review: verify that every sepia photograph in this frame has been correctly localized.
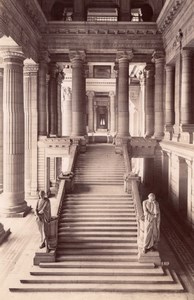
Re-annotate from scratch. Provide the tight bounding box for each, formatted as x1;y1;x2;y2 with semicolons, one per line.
0;0;194;300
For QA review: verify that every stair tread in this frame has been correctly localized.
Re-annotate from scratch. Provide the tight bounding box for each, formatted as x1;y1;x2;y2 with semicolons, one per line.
39;261;154;268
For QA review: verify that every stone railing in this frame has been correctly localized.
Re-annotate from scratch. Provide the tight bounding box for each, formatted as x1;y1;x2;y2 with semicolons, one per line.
34;143;79;265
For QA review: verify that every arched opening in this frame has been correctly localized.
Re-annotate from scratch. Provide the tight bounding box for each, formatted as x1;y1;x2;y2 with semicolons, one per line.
141;4;153;21
50;0;73;21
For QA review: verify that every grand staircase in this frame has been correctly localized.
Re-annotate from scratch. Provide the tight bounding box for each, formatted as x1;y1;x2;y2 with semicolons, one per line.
10;144;184;293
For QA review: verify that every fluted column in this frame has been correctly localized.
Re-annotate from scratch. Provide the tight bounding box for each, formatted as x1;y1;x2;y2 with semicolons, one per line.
119;0;131;21
24;62;39;198
57;72;63;137
0;50;30;216
181;50;193;124
109;91;116;134
49;63;58;136
152;51;165;139
165;65;175;139
86;91;95;133
0;69;3;192
139;71;146;136
117;51;132;136
144;64;155;137
38;53;49;136
70;51;86;136
62;87;72;136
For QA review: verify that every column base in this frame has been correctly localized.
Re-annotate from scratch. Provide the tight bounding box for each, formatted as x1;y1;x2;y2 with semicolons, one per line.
0;223;11;245
164;125;173;140
0;196;31;218
179;124;194;144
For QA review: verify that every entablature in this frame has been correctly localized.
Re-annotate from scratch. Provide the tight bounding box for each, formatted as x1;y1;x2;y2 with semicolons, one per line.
160;140;194;160
44;21;163;56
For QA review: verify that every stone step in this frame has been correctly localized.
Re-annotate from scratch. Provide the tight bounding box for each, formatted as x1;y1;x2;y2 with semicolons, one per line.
57;243;138;249
61;213;136;218
58;237;137;243
74;181;124;185
62;208;135;212
58;227;137;232
56;249;138;255
39;261;154;269
56;254;138;262
60;217;137;222
20;274;174;284
65;194;132;198
62;203;134;207
10;282;184;293
58;233;137;239
30;266;163;276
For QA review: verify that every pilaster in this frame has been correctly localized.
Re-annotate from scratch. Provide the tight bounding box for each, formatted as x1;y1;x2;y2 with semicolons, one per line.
144;63;155;137
0;68;3;192
152;51;165;140
164;65;175;140
49;63;58;136
119;0;131;21
62;87;72;136
24;62;39;199
86;91;95;133
38;51;49;136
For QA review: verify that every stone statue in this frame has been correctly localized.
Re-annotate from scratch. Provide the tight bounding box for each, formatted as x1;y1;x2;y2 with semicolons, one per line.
142;193;160;254
35;190;51;251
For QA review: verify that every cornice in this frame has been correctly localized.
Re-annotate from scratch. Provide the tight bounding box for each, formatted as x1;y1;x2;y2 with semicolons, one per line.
160;140;194;160
157;0;185;34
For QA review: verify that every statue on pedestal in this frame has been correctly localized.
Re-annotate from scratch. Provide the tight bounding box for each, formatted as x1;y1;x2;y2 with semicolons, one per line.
142;193;160;254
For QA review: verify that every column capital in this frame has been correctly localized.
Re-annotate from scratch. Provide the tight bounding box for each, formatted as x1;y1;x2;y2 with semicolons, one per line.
69;50;86;63
86;90;95;98
109;91;115;98
165;64;175;72
49;62;59;78
1;49;25;63
116;50;133;62
38;50;50;63
152;50;165;63
181;48;193;58
144;63;155;78
24;62;39;76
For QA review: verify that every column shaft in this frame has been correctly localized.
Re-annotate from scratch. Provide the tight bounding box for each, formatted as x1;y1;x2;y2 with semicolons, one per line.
119;0;131;21
165;65;175;125
181;50;193;124
49;63;58;136
87;91;94;132
73;0;85;21
109;91;116;133
145;64;154;137
153;53;165;139
38;60;47;135
0;51;29;216
24;63;39;198
0;69;3;191
71;57;86;136
62;87;72;136
57;73;63;136
117;57;129;136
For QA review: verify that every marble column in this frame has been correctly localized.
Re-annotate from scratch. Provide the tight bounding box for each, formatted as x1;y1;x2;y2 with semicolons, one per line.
70;52;86;136
57;72;63;137
49;63;58;136
119;0;131;21
114;63;119;133
0;68;3;192
152;51;165;140
38;56;49;136
173;48;182;140
109;91;116;134
87;91;95;133
24;62;39;198
165;65;175;139
139;71;146;136
117;52;132;136
144;63;155;137
0;50;30;216
62;87;72;136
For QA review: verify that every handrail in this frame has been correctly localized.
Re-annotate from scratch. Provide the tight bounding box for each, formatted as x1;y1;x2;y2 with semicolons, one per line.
47;144;79;252
122;141;144;257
